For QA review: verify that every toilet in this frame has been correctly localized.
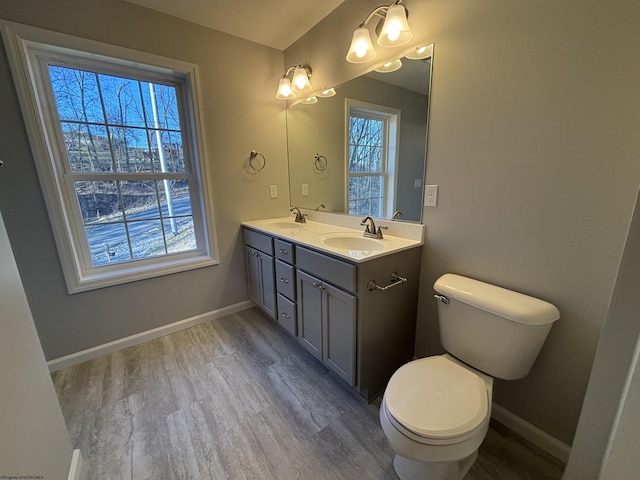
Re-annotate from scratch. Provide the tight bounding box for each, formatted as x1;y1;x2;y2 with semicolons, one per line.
380;273;560;480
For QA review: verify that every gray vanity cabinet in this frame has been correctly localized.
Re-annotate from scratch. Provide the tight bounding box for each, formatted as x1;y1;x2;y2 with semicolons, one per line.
297;270;357;385
242;226;421;401
243;230;276;319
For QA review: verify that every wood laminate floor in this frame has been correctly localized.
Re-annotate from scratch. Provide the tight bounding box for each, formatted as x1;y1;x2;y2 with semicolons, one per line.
52;307;565;479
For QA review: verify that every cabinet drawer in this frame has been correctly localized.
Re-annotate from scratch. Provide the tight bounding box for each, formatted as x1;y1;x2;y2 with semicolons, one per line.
296;247;356;293
243;228;274;255
276;293;297;336
275;259;296;300
274;238;295;264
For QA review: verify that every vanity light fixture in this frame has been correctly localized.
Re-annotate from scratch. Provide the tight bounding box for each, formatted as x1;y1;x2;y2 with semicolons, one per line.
275;64;313;100
374;58;402;73
346;0;413;64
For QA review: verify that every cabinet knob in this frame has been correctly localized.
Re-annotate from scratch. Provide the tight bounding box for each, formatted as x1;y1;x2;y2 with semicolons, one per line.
313;282;325;290
279;277;289;284
253;252;259;257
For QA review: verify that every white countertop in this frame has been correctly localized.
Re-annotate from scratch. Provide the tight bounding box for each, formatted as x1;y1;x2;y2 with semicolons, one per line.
241;216;423;263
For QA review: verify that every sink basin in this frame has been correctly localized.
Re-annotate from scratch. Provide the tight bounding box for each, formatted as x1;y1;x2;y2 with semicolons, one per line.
264;221;304;230
320;234;384;252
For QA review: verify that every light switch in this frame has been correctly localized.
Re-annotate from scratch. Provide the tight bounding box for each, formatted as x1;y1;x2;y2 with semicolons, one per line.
269;184;277;198
414;179;422;188
302;184;309;196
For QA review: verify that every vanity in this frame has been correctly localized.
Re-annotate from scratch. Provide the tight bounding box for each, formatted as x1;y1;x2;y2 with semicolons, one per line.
242;215;423;401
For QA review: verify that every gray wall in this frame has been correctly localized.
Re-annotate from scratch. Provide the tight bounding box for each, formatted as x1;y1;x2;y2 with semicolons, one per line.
0;211;75;479
285;0;640;445
0;0;290;359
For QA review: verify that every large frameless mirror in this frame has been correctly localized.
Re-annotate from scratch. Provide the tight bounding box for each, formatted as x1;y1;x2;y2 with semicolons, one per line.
286;44;433;223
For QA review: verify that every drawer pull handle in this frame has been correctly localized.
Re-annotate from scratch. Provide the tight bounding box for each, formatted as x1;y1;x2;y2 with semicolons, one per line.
313;282;325;290
279;249;288;254
279;277;289;284
281;312;291;319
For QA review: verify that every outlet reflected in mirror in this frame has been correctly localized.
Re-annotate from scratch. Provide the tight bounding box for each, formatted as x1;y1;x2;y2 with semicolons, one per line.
286;44;433;223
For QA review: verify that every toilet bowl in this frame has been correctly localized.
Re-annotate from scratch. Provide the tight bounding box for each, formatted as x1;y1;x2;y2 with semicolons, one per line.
380;355;493;480
379;274;560;480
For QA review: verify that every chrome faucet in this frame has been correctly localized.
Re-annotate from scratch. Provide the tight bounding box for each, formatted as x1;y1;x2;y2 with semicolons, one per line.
315;203;325;211
392;211;404;220
361;216;385;239
290;206;307;223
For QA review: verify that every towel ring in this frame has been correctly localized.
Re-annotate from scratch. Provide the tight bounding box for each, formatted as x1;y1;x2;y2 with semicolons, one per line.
248;150;266;172
314;153;327;172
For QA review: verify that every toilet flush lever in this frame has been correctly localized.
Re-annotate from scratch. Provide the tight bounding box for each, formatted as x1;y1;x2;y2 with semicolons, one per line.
434;294;450;305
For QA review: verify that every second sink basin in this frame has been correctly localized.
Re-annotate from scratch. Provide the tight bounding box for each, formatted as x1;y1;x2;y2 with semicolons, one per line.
319;233;384;252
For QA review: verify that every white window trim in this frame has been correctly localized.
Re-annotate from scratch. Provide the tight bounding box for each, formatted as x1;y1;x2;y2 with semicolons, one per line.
345;99;401;218
0;20;219;293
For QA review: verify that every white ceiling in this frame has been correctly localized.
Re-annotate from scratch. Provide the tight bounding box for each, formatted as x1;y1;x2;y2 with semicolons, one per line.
123;0;345;50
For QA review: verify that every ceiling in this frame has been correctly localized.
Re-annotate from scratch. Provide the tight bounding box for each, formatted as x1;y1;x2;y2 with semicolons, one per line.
123;0;346;50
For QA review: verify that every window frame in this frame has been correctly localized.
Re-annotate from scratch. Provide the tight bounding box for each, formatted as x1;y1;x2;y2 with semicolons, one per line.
345;99;400;218
1;21;219;293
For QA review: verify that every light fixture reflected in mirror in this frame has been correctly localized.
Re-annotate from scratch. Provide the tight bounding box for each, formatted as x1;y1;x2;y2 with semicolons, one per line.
317;88;336;98
301;96;318;105
346;0;412;64
275;64;312;100
405;44;433;60
374;58;402;73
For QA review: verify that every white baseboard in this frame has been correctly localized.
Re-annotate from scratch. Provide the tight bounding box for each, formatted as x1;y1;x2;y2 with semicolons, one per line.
48;300;254;372
68;449;83;480
492;403;571;463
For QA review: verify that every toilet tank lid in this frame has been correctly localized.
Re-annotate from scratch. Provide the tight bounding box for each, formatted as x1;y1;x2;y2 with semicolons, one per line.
434;274;560;325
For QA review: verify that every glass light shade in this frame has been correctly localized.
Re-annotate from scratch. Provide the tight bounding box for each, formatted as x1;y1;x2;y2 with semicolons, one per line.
276;77;296;99
301;96;318;105
317;88;336;98
292;66;312;92
346;27;377;63
377;4;413;47
405;44;433;60
374;58;402;73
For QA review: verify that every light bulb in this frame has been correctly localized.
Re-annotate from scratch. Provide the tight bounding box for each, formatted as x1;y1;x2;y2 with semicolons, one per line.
346;27;377;63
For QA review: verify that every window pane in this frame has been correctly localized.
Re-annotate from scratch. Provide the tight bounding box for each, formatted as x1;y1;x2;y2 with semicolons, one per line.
63;123;112;173
120;180;160;220
129;220;166;259
49;65;104;123
111;125;153;173
86;222;131;266
149;130;186;173
165;217;196;253
98;73;147;128
158;179;192;219
143;83;181;131
75;181;122;223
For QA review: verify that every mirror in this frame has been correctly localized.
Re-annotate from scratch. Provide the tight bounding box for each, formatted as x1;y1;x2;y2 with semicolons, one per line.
286;45;433;222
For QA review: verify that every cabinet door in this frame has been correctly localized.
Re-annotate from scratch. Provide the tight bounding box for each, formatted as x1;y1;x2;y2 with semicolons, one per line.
296;270;323;360
323;283;357;386
245;246;276;319
258;252;276;319
245;246;262;306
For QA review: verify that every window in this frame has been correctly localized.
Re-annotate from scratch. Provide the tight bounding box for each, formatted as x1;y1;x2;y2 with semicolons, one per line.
346;100;399;218
1;22;218;292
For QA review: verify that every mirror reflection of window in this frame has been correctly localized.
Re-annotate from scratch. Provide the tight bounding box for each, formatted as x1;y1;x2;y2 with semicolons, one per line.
347;100;399;218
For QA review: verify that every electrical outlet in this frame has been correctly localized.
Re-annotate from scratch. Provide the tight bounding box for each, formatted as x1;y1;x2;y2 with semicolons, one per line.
424;185;438;207
302;184;309;196
269;184;277;198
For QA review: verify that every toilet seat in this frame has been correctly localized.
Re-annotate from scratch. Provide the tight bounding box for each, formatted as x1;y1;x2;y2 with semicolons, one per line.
384;356;489;442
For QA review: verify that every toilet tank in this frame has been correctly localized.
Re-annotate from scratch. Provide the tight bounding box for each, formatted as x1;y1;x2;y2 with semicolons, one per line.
434;274;560;380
